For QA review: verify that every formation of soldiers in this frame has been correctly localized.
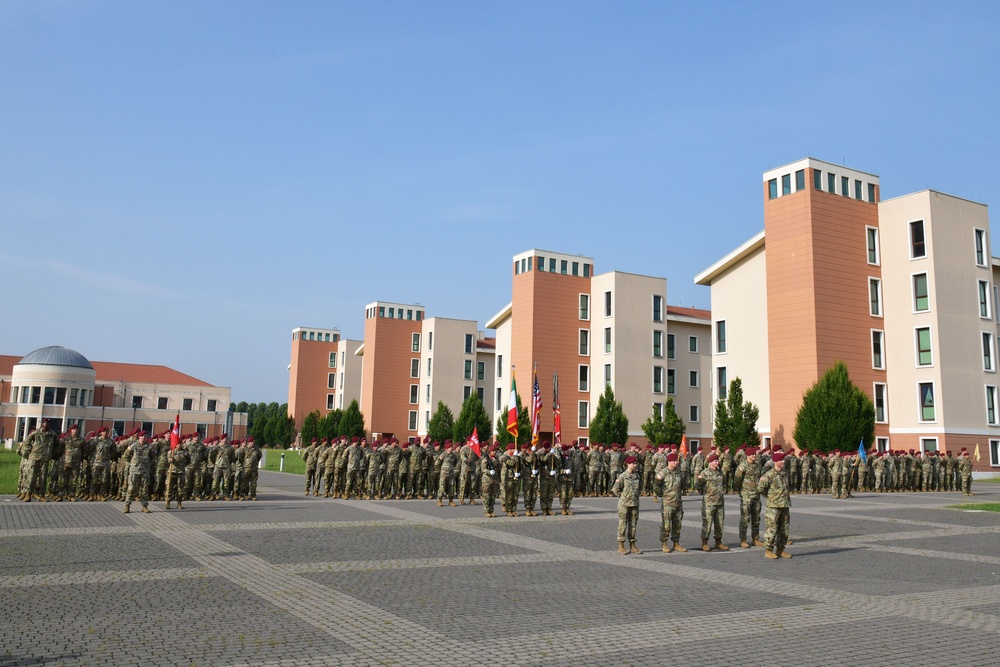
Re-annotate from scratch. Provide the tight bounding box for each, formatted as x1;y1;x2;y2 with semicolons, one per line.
15;419;262;512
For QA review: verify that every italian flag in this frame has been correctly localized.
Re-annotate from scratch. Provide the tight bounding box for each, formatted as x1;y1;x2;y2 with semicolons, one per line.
507;367;519;438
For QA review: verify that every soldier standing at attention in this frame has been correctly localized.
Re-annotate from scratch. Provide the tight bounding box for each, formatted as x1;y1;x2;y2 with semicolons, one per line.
557;444;576;515
24;418;57;502
437;441;458;506
165;439;188;510
89;427;115;501
537;441;557;516
958;449;974;495
758;451;792;559
734;447;764;548
500;443;522;517
244;436;261;500
303;438;318;495
697;453;728;551
659;452;687;553
480;444;500;517
123;431;155;514
521;443;540;516
612;455;642;555
59;424;86;501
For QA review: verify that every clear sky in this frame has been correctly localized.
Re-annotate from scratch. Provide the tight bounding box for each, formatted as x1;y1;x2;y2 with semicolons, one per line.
2;1;998;403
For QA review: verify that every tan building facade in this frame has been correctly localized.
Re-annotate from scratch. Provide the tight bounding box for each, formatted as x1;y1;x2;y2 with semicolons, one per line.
286;327;362;430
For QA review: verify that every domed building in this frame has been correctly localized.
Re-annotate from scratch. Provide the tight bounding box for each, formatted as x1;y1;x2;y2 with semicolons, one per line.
1;346;245;444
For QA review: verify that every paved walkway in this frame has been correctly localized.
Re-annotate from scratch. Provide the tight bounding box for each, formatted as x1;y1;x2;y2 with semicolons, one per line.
2;472;999;666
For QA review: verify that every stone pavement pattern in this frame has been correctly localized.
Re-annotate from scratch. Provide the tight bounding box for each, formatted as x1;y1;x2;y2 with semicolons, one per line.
2;471;1000;667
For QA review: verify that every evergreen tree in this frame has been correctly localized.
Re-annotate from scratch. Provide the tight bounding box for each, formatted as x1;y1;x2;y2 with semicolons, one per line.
337;399;366;439
319;409;343;440
453;393;493;443
300;410;322;447
495;392;531;446
427;401;455;444
713;377;761;452
641;398;685;445
589;385;629;445
793;361;875;453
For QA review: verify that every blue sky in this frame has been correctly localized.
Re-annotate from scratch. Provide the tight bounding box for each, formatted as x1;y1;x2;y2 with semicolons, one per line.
2;1;998;403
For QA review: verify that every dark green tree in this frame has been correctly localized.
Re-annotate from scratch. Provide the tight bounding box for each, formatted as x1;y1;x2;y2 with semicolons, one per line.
589;385;629;445
300;410;322;447
793;361;875;453
337;399;366;439
453;393;493;443
265;406;296;448
427;401;455;444
319;409;343;440
495;392;531;446
641;398;686;445
713;377;761;452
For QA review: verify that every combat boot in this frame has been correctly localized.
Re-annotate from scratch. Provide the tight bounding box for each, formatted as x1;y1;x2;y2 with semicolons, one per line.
177;501;184;509
565;509;573;516
469;499;478;505
141;505;150;513
740;540;750;549
618;541;628;555
715;540;729;551
123;503;131;514
437;499;443;507
778;550;792;559
561;507;569;515
661;542;673;553
165;502;171;510
753;538;765;547
702;539;711;552
764;550;778;559
630;542;643;554
672;542;687;553
448;500;456;506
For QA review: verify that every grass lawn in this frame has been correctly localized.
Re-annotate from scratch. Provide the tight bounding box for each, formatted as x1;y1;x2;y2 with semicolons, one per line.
946;502;1000;512
0;450;20;495
261;448;305;475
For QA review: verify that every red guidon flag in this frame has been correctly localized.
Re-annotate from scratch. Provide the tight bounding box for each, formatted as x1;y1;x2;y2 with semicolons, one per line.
170;414;181;450
470;427;481;457
507;367;519;439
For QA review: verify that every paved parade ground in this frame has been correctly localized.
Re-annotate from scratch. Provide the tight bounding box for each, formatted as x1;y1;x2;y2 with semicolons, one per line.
2;471;1000;667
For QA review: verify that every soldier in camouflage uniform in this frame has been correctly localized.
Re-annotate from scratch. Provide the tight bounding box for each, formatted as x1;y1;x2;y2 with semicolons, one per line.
123;432;155;513
696;453;728;551
58;424;86;501
89;427;115;501
243;436;261;500
537;441;557;515
165;440;188;509
303;438;318;495
480;444;500;517
521;443;540;515
958;449;974;495
758;451;791;558
408;437;426;499
659;452;687;553
612;455;642;554
437;441;459;506
557;444;576;515
500;443;522;516
184;433;205;500
212;434;234;500
734;447;764;548
24;419;57;502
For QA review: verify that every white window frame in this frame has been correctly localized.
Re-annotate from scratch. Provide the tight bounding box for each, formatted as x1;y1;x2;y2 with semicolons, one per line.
579;293;590;321
689;405;699;423
412;333;420;353
327;394;335;410
979;280;992;319
604;291;612;317
409;384;418;405
688;335;698;353
984;332;996;372
717;366;727;401
579;364;590;392
667;369;676;395
579;329;590;356
918;381;936;423
866;226;880;265
604;327;612;354
912;273;929;313
653;330;663;358
652;294;664;323
986;385;998;426
328;373;336;389
329;352;337;368
716;320;727;354
408;411;417;431
869;277;883;317
667;333;676;359
653;366;664;394
874;382;887;423
871;329;885;370
915;327;933;367
990;439;1000;467
689;370;699;388
975;228;988;267
578;401;589;429
604;363;612;387
919;437;938;454
411;358;420;378
910;219;926;259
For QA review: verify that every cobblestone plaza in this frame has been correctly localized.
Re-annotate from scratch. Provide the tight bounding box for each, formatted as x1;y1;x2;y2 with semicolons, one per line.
3;471;999;667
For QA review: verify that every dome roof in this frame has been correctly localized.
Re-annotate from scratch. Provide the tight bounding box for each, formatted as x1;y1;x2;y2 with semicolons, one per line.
17;346;94;369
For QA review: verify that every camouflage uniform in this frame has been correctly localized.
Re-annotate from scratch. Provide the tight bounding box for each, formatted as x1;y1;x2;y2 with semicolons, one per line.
537;444;557;515
758;462;791;557
735;455;763;546
659;464;685;550
557;446;575;515
24;424;57;501
480;449;500;517
244;439;261;500
611;466;641;550
521;447;540;515
500;446;522;516
165;444;188;509
437;444;458;505
696;463;726;549
123;436;156;513
59;430;86;500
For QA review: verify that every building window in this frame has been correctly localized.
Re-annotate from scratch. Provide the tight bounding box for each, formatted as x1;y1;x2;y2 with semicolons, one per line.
30;386;40;404
717;367;727;400
572;261;579;276
465;334;474;354
427;358;432;377
328;373;336;389
813;169;822;190
342;351;346;366
182;398;193;411
652;295;663;322
549;258;556;272
653;366;663;393
989;440;1000;467
653;330;663;358
910;220;926;259
874;383;887;423
339;372;344;389
688;335;698;353
327;394;335;410
411;358;420;378
477;361;485;381
985;332;995;372
561;260;568;275
477;387;485;403
916;327;933;366
667;334;675;359
716;320;727;353
412;333;420;353
920;438;938;454
584;263;591;278
497;388;502;408
157;397;168;410
580;294;590;320
827;172;836;194
667;369;676;395
868;183;876;203
579;365;590;392
538;256;545;271
782;173;791;195
689;405;699;423
866;227;880;265
768;178;777;199
464;360;472;380
132;396;143;409
872;330;885;369
855;179;863;200
578;401;589;428
428;332;433;351
987;386;998;425
975;229;988;267
498;355;503;378
527;257;532;272
464;386;472;400
408;411;417;431
329;352;337;368
42;387;55;405
795;169;805;191
604;327;612;353
979;280;991;318
919;382;935;421
869;278;882;316
604;291;612;317
689;370;699;388
913;274;929;312
605;364;612;386
579;330;590;356
388;308;395;319
841;176;850;198
876;437;889;453
653;402;663;418
426;384;431;402
207;400;217;412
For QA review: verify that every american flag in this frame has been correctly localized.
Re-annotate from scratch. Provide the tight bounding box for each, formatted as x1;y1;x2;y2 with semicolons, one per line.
531;366;542;445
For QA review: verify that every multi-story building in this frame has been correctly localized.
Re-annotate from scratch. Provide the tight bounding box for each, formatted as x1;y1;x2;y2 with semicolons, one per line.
488;250;713;447
286;327;362;429
665;305;714;453
1;346;245;445
697;157;998;471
